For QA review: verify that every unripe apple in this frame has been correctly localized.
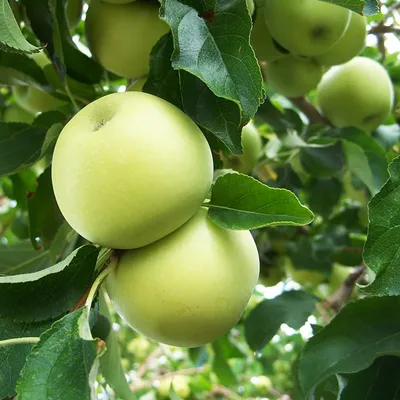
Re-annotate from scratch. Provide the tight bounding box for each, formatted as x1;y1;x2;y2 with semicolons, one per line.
285;258;326;286
2;104;34;123
316;12;366;66
157;376;190;399
264;55;324;97
316;57;394;131
52;92;213;249
221;121;262;174
67;0;83;29
105;208;260;347
252;375;272;391
85;1;169;78
251;8;287;62
264;0;351;56
127;337;151;360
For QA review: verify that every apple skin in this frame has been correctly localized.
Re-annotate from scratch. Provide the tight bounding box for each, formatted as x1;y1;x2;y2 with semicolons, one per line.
2;104;34;123
67;0;83;29
251;7;287;62
52;92;213;249
221;122;262;174
264;0;350;56
105;208;260;347
316;12;366;66
264;55;324;97
316;57;394;131
85;1;169;78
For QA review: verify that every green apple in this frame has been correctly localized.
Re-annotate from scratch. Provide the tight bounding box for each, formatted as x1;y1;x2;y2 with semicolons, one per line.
264;55;324;97
52;92;213;249
2;104;34;123
105;208;260;347
221;121;262;174
253;375;272;392
67;0;83;29
85;0;169;78
251;8;287;62
316;56;394;131
126;77;147;92
316;12;366;66
127;336;151;360
285;258;326;286
264;0;351;56
157;376;190;399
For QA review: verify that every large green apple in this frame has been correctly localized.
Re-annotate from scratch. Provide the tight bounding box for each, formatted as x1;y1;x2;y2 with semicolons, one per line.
105;208;260;347
2;104;34;123
85;0;169;78
67;0;83;29
264;0;350;56
251;7;287;62
52;92;213;249
264;55;324;97
316;12;366;66
221;121;262;174
316;57;394;131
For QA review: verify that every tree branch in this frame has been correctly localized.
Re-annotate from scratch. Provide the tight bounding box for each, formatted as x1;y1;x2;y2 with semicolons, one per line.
288;96;330;126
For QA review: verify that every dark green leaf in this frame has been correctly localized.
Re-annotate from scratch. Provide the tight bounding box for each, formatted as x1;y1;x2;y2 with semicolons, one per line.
245;291;318;351
28;167;64;250
211;341;238;387
16;308;99;400
0;241;51;276
0;318;53;399
363;156;400;296
189;346;209;368
0;0;40;54
307;177;342;217
161;0;264;123
208;173;314;230
0;245;99;322
321;0;379;15
298;296;400;396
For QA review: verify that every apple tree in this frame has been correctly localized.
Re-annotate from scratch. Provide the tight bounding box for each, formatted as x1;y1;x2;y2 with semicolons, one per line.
0;0;400;399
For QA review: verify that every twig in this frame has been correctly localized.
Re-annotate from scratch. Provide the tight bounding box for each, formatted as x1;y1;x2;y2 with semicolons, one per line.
0;337;40;347
136;347;163;379
369;25;400;35
205;385;242;400
323;265;366;313
288;96;330;126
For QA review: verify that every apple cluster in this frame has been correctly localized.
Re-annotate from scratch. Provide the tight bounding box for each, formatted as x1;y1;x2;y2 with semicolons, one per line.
251;0;394;131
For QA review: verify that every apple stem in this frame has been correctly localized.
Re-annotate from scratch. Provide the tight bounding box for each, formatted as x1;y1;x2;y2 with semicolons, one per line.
288;96;330;126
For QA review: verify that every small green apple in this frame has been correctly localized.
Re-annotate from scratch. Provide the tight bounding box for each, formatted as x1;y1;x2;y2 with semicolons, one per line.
85;1;169;78
221;121;262;174
52;92;213;249
264;0;350;56
67;0;83;29
316;56;394;131
2;104;34;123
127;336;151;360
264;55;324;97
251;8;287;62
316;12;366;66
157;376;190;399
252;375;272;391
105;208;260;347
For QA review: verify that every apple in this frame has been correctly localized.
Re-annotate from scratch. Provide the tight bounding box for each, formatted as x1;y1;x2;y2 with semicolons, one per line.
67;0;83;29
252;375;272;391
220;121;262;174
284;258;326;286
157;376;190;399
85;1;169;78
126;77;147;92
264;0;351;56
316;57;394;131
316;12;366;66
105;208;260;347
126;336;151;360
52;92;213;249
2;104;34;123
264;55;324;97
251;8;287;62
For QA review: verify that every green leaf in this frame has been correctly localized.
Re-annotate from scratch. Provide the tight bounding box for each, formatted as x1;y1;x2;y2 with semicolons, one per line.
321;0;379;15
340;356;400;400
16;308;99;400
307;177;342;217
98;291;136;400
211;341;238;387
28;167;64;250
189;346;209;367
0;241;51;276
298;296;400;396
207;173;314;230
161;0;264;123
0;318;53;399
0;0;40;54
145;33;242;154
363;156;400;296
245;291;318;352
0;245;99;322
